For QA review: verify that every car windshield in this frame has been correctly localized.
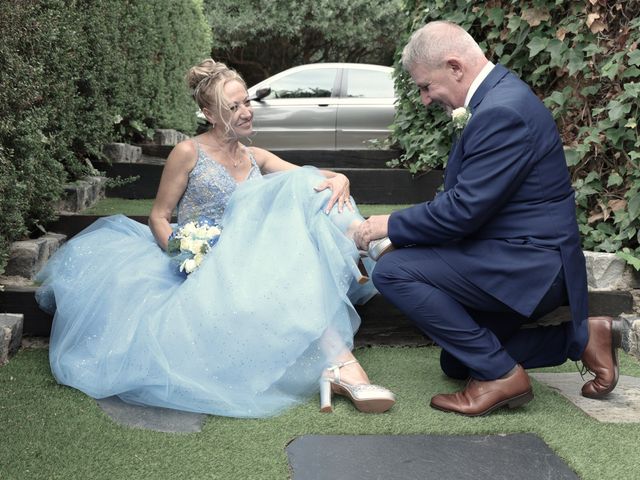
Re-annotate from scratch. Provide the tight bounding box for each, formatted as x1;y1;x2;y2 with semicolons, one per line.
346;69;394;98
266;68;337;99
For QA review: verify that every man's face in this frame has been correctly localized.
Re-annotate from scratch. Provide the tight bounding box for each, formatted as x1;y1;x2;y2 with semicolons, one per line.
410;63;465;115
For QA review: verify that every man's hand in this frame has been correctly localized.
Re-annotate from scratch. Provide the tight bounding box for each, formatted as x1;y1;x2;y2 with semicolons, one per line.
354;214;390;250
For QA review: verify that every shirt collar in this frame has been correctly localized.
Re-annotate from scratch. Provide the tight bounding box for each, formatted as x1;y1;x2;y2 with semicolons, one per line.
464;61;495;108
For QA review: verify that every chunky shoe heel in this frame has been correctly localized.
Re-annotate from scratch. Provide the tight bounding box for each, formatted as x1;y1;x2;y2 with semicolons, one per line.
356;259;370;284
611;317;623;349
507;390;534;409
319;378;333;413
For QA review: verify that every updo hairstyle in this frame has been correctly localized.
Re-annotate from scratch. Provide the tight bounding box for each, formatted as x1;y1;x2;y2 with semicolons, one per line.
186;59;247;132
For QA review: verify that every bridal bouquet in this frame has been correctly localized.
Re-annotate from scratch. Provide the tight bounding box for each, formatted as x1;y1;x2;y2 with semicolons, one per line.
168;218;221;274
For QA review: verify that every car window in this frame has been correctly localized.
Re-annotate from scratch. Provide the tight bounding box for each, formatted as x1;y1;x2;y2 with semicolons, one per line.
265;69;337;99
345;69;394;98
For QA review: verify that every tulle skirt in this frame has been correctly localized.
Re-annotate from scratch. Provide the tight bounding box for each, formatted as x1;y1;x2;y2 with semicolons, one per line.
36;167;376;417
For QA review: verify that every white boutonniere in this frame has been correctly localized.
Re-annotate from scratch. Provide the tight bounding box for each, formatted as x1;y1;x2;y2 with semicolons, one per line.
451;107;472;132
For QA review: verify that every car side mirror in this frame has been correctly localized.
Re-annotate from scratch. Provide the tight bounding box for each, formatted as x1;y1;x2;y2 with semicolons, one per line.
250;87;271;102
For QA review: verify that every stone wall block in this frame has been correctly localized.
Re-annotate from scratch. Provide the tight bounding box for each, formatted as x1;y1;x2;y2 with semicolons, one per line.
153;129;188;146
628;318;640;361
4;233;67;279
103;143;142;163
57;176;107;213
584;251;640;291
0;313;23;365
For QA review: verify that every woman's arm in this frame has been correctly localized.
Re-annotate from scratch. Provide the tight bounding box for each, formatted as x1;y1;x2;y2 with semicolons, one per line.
149;141;197;250
250;147;352;212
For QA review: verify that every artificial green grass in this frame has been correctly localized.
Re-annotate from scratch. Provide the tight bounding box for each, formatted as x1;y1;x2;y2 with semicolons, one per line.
82;198;412;217
1;346;639;479
82;198;155;216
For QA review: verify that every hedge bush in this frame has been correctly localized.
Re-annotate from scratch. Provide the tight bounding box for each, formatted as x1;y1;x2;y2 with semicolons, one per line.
391;0;640;266
0;0;210;273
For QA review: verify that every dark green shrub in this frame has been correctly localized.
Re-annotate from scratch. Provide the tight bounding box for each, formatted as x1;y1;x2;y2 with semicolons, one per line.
392;0;640;265
0;0;211;274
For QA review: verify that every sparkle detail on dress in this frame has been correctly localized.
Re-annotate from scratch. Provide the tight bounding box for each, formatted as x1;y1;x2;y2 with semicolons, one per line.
177;141;262;226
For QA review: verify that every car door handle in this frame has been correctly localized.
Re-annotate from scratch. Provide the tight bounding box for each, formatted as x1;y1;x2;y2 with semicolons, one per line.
317;104;329;107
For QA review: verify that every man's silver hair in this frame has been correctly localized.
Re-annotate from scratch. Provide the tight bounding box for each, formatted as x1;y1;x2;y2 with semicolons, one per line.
402;21;485;72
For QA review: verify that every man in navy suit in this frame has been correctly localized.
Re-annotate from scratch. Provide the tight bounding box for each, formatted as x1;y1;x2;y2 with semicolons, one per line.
355;21;621;416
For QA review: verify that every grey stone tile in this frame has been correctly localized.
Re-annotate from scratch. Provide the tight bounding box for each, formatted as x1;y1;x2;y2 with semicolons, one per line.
531;372;640;423
287;434;578;480
96;396;206;433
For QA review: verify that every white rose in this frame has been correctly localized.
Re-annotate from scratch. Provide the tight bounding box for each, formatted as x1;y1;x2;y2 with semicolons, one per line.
181;222;198;236
180;258;197;273
180;237;195;252
451;107;468;120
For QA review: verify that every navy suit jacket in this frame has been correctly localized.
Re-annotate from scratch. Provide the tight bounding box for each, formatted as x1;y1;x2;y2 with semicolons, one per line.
388;64;588;359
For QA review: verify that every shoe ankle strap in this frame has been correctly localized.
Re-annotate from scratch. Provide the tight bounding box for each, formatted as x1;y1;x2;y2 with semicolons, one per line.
327;360;360;383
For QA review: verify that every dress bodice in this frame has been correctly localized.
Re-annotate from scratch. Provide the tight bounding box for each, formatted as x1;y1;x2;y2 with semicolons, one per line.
177;141;262;225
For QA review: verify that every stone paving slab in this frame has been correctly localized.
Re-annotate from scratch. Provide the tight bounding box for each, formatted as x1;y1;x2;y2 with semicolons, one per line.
531;372;640;423
287;434;578;480
96;396;207;433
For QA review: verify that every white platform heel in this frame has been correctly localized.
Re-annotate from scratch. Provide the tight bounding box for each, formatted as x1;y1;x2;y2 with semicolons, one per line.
319;360;396;413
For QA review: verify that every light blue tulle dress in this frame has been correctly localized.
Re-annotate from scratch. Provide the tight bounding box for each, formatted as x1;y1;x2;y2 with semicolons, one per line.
36;143;376;418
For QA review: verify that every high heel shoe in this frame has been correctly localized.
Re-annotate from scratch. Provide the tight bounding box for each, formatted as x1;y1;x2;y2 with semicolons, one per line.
360;237;395;261
319;360;396;413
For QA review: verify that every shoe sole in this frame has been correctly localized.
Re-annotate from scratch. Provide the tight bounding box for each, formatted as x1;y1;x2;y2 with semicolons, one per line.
582;317;622;399
332;384;396;413
430;389;534;417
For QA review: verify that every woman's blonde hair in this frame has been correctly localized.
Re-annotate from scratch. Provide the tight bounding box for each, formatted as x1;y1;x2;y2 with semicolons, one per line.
186;59;247;136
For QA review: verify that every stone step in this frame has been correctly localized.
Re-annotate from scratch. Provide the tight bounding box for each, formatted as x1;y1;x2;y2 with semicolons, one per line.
93;161;442;204
45;215;155;239
133;144;403;169
0;313;23;365
0;284;633;345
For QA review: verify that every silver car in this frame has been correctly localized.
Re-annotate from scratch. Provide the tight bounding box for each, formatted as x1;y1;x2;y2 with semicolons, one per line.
246;63;396;150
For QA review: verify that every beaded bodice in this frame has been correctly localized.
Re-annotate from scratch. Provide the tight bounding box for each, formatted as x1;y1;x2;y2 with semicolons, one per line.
177;141;262;226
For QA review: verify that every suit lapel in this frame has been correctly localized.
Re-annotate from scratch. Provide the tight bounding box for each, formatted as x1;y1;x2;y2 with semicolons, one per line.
443;64;511;190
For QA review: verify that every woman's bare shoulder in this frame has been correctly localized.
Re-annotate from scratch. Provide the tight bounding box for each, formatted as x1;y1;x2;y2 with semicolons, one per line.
166;138;198;168
247;146;281;166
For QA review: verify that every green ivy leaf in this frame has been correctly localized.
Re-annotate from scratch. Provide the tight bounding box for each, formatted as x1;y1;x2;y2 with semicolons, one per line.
607;100;631;122
628;193;640;221
485;8;504;27
616;250;640;271
527;36;549;58
607;172;623;187
563;148;581;166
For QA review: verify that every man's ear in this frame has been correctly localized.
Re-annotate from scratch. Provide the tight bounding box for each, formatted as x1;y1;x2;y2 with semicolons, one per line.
446;58;464;81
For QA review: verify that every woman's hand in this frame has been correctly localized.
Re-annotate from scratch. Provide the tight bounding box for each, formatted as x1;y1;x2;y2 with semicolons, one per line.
314;173;353;213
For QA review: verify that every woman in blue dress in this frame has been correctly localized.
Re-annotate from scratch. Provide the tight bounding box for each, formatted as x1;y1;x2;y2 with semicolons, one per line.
36;59;395;418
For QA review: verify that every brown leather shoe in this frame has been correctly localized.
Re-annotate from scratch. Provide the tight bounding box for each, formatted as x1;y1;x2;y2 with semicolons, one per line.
580;316;622;399
430;365;533;416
